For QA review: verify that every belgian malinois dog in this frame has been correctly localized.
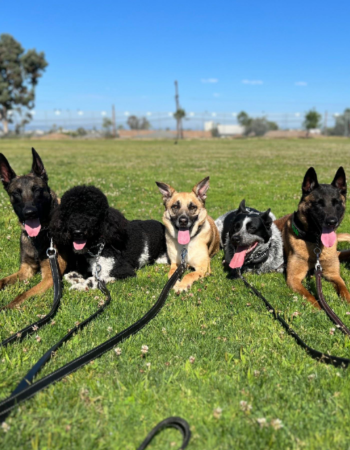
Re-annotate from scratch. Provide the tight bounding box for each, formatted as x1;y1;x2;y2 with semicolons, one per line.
275;167;350;308
156;177;220;292
0;148;66;309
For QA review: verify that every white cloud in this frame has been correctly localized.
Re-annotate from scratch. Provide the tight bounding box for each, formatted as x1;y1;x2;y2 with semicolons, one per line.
241;80;263;85
295;81;307;86
201;78;218;83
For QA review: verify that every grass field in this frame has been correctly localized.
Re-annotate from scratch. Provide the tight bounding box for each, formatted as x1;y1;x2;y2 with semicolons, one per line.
2;138;350;449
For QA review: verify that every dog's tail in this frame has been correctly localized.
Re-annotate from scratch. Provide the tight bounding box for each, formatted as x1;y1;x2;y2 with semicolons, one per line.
337;233;350;243
337;233;350;262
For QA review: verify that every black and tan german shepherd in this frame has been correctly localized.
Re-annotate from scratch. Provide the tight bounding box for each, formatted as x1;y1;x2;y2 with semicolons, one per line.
275;167;350;308
0;148;66;309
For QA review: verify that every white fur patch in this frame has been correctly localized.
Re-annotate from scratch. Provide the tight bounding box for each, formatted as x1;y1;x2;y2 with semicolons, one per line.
88;256;116;283
155;253;169;264
64;272;99;291
138;241;150;268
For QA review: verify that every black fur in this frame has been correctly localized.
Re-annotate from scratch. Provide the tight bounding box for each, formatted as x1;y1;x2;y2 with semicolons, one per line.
50;185;167;288
299;167;347;236
215;200;284;276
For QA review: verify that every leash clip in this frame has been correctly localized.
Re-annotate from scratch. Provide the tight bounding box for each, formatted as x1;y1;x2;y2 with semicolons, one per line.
314;246;322;272
181;247;188;265
94;263;102;282
46;238;57;258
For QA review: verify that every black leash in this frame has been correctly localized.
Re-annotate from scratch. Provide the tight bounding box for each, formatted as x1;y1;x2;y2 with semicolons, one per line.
0;248;188;427
0;242;62;347
239;271;350;367
137;416;191;450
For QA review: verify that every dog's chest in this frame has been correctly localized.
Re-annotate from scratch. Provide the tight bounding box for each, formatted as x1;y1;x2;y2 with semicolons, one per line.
87;256;115;280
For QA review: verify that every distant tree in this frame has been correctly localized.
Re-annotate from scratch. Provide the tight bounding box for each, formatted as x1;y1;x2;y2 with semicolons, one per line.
173;108;186;121
328;109;350;137
139;117;151;130
102;117;113;135
237;111;252;127
127;115;139;130
0;34;48;134
303;109;322;136
127;115;151;130
236;111;278;136
244;117;278;136
76;127;87;136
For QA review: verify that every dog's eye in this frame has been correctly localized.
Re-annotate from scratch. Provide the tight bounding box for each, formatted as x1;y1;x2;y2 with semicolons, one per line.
189;205;197;213
317;199;325;207
171;204;179;212
332;198;340;207
12;190;22;199
247;224;256;233
32;186;42;194
234;222;241;232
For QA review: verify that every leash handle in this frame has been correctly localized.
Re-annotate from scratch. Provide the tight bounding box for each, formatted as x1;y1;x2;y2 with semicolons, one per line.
137;417;191;450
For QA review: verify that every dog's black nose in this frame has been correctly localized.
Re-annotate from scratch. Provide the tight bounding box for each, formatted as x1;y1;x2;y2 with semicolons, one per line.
23;206;38;219
231;234;241;245
72;230;85;239
326;217;338;228
179;215;189;227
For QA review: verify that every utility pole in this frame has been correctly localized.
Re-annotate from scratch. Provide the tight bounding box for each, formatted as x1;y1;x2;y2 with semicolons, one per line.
323;111;328;135
112;104;117;137
174;80;183;140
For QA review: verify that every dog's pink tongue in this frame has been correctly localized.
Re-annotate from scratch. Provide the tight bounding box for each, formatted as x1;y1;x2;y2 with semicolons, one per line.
321;227;336;248
24;218;41;237
178;230;190;245
229;246;248;269
73;240;87;250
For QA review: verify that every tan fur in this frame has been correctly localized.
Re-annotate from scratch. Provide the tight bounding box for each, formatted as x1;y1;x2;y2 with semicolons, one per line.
2;254;67;309
158;179;220;292
276;214;350;309
0;191;64;309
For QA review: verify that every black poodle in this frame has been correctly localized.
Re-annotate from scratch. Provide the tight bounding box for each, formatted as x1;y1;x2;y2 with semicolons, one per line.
50;185;168;290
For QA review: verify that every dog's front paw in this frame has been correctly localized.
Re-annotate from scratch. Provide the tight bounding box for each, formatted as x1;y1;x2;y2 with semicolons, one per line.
173;280;191;293
64;272;84;283
70;276;98;291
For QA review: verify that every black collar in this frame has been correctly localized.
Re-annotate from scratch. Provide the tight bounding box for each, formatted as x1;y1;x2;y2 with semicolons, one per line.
291;212;319;244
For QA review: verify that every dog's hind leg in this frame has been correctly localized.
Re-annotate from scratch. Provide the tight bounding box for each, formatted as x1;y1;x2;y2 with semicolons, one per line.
2;255;67;309
286;255;321;309
0;262;37;291
110;263;136;280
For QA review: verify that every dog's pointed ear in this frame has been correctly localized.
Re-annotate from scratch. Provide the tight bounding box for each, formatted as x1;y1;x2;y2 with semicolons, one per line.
302;167;319;194
192;176;210;202
31;148;48;182
332;167;347;196
260;208;273;229
0;153;17;190
156;181;176;203
238;199;247;213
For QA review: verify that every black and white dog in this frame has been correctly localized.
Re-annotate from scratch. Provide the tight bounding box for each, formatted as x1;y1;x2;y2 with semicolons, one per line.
50;185;168;290
215;200;283;276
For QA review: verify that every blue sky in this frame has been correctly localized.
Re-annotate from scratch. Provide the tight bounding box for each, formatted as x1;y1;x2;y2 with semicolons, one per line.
1;0;349;115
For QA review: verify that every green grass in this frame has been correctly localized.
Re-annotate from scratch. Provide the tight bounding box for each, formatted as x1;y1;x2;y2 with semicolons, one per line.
1;138;350;449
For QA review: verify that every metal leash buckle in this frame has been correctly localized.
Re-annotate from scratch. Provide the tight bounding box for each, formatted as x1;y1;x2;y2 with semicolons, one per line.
314;246;322;272
181;247;188;265
46;238;57;258
94;263;102;282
